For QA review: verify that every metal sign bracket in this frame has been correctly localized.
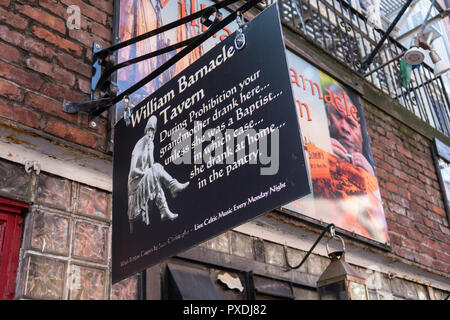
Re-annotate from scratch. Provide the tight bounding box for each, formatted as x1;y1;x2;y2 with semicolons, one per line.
62;0;263;121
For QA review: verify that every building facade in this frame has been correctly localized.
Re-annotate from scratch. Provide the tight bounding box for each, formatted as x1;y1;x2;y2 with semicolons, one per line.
0;0;449;300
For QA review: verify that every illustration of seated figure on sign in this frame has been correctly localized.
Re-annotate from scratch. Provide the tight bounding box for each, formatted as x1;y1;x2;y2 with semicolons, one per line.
127;116;189;233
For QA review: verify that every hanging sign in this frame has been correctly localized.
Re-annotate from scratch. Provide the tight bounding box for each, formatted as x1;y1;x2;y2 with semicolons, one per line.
112;4;311;283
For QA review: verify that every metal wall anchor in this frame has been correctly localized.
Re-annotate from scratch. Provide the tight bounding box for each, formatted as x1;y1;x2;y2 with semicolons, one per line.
25;160;41;175
234;11;247;51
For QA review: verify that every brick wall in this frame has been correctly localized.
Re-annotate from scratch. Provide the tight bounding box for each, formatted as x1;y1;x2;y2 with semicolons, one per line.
0;0;112;152
365;102;450;275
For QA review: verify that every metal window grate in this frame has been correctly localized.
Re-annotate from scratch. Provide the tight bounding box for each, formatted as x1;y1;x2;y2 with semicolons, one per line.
380;0;409;16
280;0;450;137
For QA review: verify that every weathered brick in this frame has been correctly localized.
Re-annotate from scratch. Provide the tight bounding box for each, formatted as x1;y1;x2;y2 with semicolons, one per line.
440;242;450;254
435;227;449;241
419;244;437;259
391;168;409;183
52;65;76;86
417;172;433;186
89;0;113;14
422;237;441;251
388;232;402;246
90;21;112;41
388;201;406;216
408;206;425;222
432;260;449;273
15;3;66;34
423;218;437;229
38;0;67;19
375;160;393;174
396;145;412;159
42;82;88;102
396;215;414;229
61;0;107;25
57;52;92;78
392;194;410;209
0;25;55;60
423;167;438;181
408;183;426;198
401;163;418;178
32;25;83;56
0;79;22;101
405;229;423;242
0;7;29;30
26;57;53;77
376;126;385;136
415;223;431;235
24;91;77;122
0;41;22;64
0;99;41;128
78;77;91;94
44;118;97;148
401;237;420;252
383;209;397;223
431;205;446;217
384;182;398;193
68;28;108;49
407;158;423;172
435;251;450;264
392;246;415;261
0;60;42;90
384;155;402;170
388;222;408;235
414;254;433;268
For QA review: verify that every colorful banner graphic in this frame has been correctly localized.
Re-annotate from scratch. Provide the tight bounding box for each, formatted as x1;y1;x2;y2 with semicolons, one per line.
283;50;389;244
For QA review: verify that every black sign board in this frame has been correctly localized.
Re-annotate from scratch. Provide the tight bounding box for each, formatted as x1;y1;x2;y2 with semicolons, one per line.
112;4;311;283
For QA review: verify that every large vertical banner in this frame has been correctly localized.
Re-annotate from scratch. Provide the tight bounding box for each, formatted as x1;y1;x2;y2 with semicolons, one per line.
284;50;389;244
116;0;237;122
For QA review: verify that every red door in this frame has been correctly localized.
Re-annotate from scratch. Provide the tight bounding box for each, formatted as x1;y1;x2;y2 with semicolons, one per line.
0;197;28;300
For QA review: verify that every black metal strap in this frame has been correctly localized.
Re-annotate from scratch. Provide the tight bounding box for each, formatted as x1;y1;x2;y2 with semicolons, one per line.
95;35;201;93
358;0;414;73
93;0;240;62
283;223;335;271
89;0;262;118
